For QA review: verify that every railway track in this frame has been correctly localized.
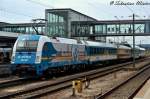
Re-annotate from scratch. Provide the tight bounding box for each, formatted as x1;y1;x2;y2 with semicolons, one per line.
95;63;150;99
0;77;34;89
0;58;148;99
0;64;11;77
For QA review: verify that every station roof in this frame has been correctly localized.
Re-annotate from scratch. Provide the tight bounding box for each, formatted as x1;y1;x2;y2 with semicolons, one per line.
46;8;98;21
0;31;19;43
0;31;20;38
0;22;45;27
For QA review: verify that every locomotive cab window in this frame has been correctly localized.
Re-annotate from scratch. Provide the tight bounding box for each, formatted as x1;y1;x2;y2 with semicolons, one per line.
16;40;38;52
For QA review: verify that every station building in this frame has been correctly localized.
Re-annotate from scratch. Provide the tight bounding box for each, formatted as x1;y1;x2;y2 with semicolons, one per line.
45;8;97;37
0;9;106;42
1;9;150;42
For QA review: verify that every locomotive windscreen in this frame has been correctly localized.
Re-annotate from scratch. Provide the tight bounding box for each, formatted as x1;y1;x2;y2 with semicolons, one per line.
16;40;38;52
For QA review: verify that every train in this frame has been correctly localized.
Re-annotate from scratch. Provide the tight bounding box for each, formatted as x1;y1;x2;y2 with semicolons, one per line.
11;35;145;77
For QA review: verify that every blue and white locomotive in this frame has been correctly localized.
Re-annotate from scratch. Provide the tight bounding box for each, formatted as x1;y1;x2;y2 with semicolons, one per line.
11;35;145;77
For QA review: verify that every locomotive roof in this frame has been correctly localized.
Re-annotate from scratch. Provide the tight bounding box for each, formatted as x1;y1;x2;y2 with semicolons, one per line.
118;45;131;49
130;45;146;51
82;40;117;48
50;37;117;48
18;34;41;40
139;47;145;51
130;45;140;49
55;37;78;44
18;35;118;48
49;36;117;48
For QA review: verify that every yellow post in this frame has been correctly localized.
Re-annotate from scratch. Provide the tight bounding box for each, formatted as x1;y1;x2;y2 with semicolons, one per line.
76;80;82;93
72;79;83;94
72;81;76;96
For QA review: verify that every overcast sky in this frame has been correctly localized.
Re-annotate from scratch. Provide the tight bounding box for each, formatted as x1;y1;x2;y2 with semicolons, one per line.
1;0;150;44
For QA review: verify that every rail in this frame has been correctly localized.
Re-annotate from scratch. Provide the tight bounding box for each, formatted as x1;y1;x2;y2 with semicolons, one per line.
95;63;150;99
0;58;148;99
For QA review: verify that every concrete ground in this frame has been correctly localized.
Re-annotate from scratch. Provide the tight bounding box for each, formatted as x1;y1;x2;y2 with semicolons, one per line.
134;79;150;99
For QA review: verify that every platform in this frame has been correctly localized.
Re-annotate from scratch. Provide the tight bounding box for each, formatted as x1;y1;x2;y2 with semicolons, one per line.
134;79;150;99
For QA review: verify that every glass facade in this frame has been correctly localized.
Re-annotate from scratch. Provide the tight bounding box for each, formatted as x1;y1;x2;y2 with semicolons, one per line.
107;25;116;34
106;23;145;34
0;25;45;34
46;9;96;39
94;25;105;34
71;21;148;41
46;12;67;37
71;24;91;36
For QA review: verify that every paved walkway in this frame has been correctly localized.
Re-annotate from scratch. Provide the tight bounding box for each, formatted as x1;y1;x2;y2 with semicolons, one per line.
134;79;150;99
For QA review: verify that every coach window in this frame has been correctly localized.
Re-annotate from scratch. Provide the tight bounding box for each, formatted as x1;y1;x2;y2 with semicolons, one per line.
115;49;117;54
101;48;103;54
103;48;105;54
99;48;101;54
91;47;93;55
111;49;114;54
92;48;94;55
89;47;91;55
94;48;96;54
113;49;115;54
112;49;114;54
94;48;96;55
111;48;113;54
92;47;94;55
98;48;100;54
91;47;92;55
108;48;110;54
95;48;97;54
108;48;112;54
111;49;113;54
108;48;111;54
101;48;104;54
96;48;98;54
93;48;95;55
